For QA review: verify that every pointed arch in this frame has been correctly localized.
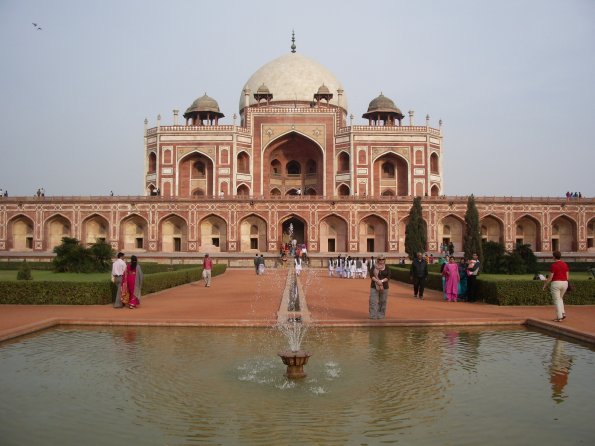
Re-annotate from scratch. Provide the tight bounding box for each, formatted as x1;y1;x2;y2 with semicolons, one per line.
337;184;350;196
262;131;325;197
319;214;348;253
279;214;307;248
239;213;267;252
372;151;409;196
551;215;577;252
177;150;215;197
81;214;110;246
438;214;465;253
480;214;504;245
430;184;440;197
237;184;250;196
337;151;350;173
119;213;148;252
159;213;188;252
514;214;542;252
44;214;72;251
359;214;389;253
7;214;34;251
199;213;228;252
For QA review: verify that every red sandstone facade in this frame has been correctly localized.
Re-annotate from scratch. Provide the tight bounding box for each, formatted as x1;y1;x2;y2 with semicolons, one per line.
0;48;593;258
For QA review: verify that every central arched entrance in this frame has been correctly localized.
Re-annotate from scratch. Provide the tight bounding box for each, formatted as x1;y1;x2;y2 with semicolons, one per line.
280;215;307;248
264;132;324;197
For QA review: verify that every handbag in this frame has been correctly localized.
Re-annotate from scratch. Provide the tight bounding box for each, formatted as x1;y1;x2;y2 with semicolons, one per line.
566;282;574;293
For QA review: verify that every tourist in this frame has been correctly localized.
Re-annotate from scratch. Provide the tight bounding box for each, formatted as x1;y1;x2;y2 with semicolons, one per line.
439;256;448;300
202;253;213;287
294;255;303;276
362;257;369;279
543;250;569;322
458;258;468;300
369;255;389;319
112;252;127;308
466;253;481;302
442;256;460;302
355;257;363;278
254;254;259;275
448;242;455;256
410;252;428;299
258;254;266;275
121;255;143;309
328;258;335;277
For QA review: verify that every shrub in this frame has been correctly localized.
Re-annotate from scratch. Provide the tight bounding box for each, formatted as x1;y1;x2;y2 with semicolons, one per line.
389;265;595;306
16;261;33;280
0;264;227;305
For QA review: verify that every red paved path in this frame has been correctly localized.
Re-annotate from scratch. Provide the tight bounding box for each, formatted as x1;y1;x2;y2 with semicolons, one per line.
1;269;594;343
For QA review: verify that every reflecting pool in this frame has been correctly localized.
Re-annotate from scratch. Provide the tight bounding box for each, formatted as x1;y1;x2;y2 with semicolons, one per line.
1;326;594;445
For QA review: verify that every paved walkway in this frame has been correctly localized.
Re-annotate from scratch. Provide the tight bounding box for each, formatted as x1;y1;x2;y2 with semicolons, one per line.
1;269;594;344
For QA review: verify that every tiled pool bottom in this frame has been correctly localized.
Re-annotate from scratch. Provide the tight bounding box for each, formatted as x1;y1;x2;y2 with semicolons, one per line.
1;326;594;446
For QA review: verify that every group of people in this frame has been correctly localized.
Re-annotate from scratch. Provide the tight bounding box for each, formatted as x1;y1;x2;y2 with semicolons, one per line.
327;255;373;279
439;242;455;257
409;252;481;302
35;188;45;197
112;252;144;309
565;191;583;199
253;254;266;275
0;188;8;197
279;241;308;266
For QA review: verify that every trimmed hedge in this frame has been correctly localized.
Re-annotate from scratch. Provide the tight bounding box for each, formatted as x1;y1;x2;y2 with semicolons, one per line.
389;265;595;306
0;264;227;305
0;261;55;271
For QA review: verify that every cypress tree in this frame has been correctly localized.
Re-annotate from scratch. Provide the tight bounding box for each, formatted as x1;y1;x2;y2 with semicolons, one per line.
405;197;427;259
463;194;483;261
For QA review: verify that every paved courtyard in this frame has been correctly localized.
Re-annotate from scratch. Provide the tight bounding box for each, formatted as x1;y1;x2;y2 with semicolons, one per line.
1;268;594;344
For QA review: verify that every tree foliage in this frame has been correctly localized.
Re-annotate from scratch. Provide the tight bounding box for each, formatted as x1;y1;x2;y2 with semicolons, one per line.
53;237;115;273
463;195;483;261
405;197;427;259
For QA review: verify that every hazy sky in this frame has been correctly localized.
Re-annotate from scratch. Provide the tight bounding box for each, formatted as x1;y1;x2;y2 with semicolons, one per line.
1;0;594;197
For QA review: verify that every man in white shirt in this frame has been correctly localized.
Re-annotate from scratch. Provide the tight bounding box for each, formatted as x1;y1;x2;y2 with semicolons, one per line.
112;252;126;308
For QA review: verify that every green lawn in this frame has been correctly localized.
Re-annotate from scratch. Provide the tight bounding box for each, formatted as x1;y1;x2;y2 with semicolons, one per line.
0;270;109;282
480;272;591;281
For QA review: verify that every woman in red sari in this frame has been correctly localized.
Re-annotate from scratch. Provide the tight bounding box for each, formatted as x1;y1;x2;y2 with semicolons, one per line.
121;255;144;309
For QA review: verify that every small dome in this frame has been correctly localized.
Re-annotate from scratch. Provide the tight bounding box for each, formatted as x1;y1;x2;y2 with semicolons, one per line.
365;93;402;115
362;93;404;122
184;93;223;118
316;84;331;95
256;84;271;95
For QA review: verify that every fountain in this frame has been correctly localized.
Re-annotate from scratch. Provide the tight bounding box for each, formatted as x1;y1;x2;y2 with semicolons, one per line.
276;251;312;378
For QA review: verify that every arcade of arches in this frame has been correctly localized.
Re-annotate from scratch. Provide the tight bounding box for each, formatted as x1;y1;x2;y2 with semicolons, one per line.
1;198;593;255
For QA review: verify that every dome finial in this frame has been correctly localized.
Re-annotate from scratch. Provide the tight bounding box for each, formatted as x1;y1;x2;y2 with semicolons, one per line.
291;30;296;53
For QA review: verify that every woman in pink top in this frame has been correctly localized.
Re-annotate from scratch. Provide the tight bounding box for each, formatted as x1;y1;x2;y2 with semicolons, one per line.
543;250;569;322
442;256;460;302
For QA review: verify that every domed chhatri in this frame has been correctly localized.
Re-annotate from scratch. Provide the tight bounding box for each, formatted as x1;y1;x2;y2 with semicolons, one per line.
184;93;225;125
239;52;347;111
253;83;273;105
362;93;404;126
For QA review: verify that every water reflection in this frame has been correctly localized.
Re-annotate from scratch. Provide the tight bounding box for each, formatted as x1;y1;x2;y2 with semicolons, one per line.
548;339;573;404
1;327;594;446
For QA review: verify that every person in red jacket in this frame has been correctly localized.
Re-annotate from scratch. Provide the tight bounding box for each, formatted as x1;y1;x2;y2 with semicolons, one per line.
543;251;569;322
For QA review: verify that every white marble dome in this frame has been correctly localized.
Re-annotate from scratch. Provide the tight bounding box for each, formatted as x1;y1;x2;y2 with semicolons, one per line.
239;52;347;111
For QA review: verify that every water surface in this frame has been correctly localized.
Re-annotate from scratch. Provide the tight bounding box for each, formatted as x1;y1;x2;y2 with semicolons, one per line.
0;326;594;445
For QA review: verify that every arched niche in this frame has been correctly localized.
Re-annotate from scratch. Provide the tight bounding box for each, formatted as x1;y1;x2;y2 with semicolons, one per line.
515;215;541;252
8;215;34;251
120;215;148;252
239;215;267;252
82;214;109;246
438;215;464;253
237;151;250;174
200;214;228;253
262;131;324;198
160;214;188;252
480;215;504;245
45;215;72;251
319;214;348;253
551;216;577;252
374;153;408;196
178;152;214;196
430;153;439;174
359;215;388;253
